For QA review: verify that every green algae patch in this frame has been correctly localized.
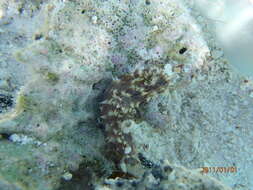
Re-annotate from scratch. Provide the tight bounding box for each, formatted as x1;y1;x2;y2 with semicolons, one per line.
0;142;39;190
45;72;59;83
38;68;60;84
16;94;38;113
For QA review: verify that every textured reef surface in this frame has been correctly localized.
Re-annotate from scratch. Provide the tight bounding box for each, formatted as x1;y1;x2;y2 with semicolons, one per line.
0;0;253;190
95;160;232;190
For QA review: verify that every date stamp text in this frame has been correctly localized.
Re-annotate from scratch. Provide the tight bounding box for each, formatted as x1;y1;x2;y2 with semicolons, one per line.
201;167;237;174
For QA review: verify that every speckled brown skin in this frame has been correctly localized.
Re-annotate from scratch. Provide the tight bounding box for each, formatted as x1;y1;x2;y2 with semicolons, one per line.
100;65;169;166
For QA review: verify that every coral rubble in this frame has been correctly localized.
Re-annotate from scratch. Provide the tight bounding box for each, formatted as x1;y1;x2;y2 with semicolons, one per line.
95;160;232;190
0;0;252;189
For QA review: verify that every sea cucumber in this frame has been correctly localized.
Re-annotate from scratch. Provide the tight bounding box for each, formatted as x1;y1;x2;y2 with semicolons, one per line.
100;62;170;167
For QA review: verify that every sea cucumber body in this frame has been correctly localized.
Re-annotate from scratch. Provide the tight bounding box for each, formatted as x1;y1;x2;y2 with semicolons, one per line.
100;65;169;165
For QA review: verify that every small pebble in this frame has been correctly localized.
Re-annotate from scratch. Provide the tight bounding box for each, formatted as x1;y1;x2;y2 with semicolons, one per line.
164;64;173;76
0;9;4;19
124;146;132;154
62;172;72;181
152;25;159;32
249;91;253;98
92;16;98;24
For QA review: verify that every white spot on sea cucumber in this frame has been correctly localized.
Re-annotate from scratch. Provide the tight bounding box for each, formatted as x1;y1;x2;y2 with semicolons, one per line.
121;91;131;97
152;25;159;32
101;115;107;119
62;172;72;181
164;64;173;76
107;111;116;116
124;146;132;154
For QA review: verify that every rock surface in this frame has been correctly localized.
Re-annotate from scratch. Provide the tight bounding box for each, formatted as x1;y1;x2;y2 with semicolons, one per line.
0;0;252;190
95;160;232;190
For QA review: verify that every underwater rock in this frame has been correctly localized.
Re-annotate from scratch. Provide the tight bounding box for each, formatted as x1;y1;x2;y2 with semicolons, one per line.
0;94;13;113
0;0;252;190
95;160;232;190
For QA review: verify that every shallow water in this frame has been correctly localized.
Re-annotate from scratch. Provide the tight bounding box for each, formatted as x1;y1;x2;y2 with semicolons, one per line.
194;0;253;77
